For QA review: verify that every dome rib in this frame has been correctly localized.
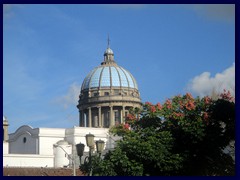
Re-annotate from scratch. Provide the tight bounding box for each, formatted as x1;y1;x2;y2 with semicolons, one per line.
81;72;88;90
111;66;121;87
115;67;128;87
89;67;102;88
109;66;113;87
98;67;105;88
118;66;130;88
125;68;138;89
82;68;96;90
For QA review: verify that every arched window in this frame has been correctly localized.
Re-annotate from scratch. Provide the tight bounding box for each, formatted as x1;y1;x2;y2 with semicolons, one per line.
23;137;27;143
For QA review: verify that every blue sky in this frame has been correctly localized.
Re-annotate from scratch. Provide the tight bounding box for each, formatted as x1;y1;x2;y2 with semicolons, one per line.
3;4;235;133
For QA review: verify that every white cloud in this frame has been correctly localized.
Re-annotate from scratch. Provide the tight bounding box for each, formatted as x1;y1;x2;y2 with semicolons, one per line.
187;63;235;97
55;82;81;109
181;4;235;22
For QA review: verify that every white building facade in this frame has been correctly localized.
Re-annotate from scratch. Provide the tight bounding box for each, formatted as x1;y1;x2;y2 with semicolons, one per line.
3;124;119;168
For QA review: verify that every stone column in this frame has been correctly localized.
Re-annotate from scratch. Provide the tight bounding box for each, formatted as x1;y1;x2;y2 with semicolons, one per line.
98;106;102;127
80;110;84;127
88;107;92;127
120;109;123;124
101;112;104;127
122;106;125;123
94;116;98;127
79;110;82;127
109;106;114;127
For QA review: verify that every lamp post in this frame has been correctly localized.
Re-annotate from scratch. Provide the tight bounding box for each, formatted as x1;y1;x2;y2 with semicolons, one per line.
85;133;94;176
78;133;105;176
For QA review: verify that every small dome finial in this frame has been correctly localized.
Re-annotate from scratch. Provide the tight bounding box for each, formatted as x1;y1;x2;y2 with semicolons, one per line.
103;35;114;64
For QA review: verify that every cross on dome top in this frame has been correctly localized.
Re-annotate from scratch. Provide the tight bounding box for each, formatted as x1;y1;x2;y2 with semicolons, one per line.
107;34;110;48
103;35;115;64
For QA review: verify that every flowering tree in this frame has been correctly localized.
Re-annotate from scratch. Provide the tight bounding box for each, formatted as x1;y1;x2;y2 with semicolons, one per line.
81;91;235;176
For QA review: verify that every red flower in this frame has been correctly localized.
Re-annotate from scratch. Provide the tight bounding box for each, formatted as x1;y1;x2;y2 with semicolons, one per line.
186;93;193;100
150;106;156;113
124;123;130;130
185;101;195;110
165;99;172;109
156;103;162;110
145;102;153;106
204;96;211;105
126;114;136;121
220;89;235;102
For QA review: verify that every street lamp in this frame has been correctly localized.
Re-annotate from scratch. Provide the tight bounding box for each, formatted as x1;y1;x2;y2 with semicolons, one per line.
76;143;85;165
85;133;95;149
79;133;105;176
96;139;105;155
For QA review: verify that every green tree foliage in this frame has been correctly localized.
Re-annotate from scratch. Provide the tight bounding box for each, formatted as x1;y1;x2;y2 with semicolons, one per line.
80;90;235;176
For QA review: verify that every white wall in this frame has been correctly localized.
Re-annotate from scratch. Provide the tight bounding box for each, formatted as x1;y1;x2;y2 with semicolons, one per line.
38;128;66;155
38;136;64;155
8;125;39;154
8;126;66;155
3;154;54;167
9;133;38;154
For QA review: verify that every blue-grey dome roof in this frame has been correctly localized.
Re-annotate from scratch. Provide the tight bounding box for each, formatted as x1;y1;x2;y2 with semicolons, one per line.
104;47;113;55
81;65;138;90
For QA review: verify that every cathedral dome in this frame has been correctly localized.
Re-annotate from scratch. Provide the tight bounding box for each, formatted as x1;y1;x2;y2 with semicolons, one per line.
81;65;138;90
81;44;138;91
77;40;141;128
